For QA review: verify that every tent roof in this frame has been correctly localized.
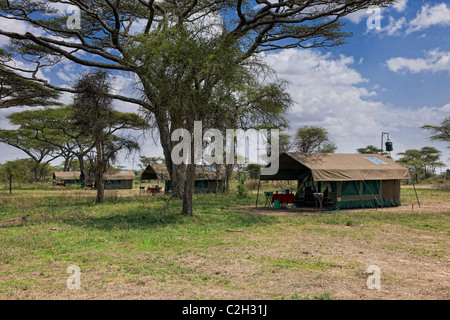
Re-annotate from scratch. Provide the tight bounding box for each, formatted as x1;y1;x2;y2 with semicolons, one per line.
53;169;135;181
53;171;81;180
261;153;411;182
141;164;225;181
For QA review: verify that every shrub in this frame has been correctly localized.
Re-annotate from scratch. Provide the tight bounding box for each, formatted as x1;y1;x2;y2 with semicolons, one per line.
237;179;249;198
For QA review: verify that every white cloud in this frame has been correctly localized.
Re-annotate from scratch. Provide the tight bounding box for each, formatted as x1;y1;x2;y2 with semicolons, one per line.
393;0;408;13
386;49;450;74
0;16;45;45
384;16;406;36
408;3;450;33
263;49;450;165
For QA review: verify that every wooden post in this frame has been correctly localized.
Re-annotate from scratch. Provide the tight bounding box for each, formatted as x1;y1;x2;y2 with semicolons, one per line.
9;174;12;194
255;175;262;208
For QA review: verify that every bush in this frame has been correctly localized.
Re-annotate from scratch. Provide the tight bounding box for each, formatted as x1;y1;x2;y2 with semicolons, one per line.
237;179;249;198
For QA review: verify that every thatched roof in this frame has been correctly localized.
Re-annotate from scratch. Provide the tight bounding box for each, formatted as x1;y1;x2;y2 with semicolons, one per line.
195;166;225;180
141;164;170;181
53;169;135;181
53;171;81;181
141;164;225;181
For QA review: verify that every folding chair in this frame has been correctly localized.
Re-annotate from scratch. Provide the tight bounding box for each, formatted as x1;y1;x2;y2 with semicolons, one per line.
264;192;273;207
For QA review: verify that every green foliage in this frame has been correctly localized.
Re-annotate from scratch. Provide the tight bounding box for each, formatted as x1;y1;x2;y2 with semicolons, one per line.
237;178;249;199
293;125;336;153
139;156;165;170
421;117;450;147
317;142;338;154
279;134;292;153
0;159;52;185
244;164;262;180
0;64;61;109
397;147;445;181
357;145;383;154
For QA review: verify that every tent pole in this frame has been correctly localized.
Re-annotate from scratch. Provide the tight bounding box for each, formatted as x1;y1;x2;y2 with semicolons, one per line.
409;170;421;207
358;181;364;210
256;175;262;208
311;175;322;211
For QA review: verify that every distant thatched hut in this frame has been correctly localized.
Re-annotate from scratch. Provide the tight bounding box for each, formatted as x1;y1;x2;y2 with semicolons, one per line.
53;171;83;186
53;169;136;189
141;164;225;193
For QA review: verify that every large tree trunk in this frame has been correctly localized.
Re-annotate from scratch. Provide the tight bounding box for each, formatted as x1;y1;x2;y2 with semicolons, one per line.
63;157;70;172
155;109;186;199
182;163;195;216
78;154;86;188
95;170;105;204
224;164;233;193
95;140;105;204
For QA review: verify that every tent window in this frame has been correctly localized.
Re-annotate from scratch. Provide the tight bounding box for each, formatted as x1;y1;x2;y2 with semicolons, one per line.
194;181;208;188
363;180;380;195
364;157;388;165
341;181;360;196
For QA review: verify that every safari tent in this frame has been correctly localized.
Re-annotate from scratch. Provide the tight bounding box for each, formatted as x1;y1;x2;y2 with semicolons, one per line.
53;169;136;189
141;164;225;194
259;153;412;210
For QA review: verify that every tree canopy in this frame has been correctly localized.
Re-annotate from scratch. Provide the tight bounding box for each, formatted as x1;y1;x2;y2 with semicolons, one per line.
421;117;450;147
397;147;445;181
292;125;336;153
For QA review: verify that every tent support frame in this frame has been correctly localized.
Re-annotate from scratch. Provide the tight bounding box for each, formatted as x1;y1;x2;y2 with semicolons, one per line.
255;174;262;208
409;170;421;207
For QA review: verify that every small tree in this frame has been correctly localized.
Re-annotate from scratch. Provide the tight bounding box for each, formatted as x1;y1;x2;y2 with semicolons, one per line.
72;70;149;204
397;147;445;182
0;129;60;181
318;142;338;153
293;126;336;153
0;158;52;191
357;145;383;154
138;156;165;170
244;164;262;180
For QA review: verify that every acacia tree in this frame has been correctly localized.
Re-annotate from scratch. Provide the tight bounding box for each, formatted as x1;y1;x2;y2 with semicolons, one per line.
0;51;61;109
0;128;60;181
72;70;149;204
293;125;336;153
5;107;86;170
397;147;445;182
422;117;450;147
357;145;383;154
0;0;395;214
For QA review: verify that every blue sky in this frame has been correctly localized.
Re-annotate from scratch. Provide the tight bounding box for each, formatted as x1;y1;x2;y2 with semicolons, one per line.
262;0;450;170
0;0;449;171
